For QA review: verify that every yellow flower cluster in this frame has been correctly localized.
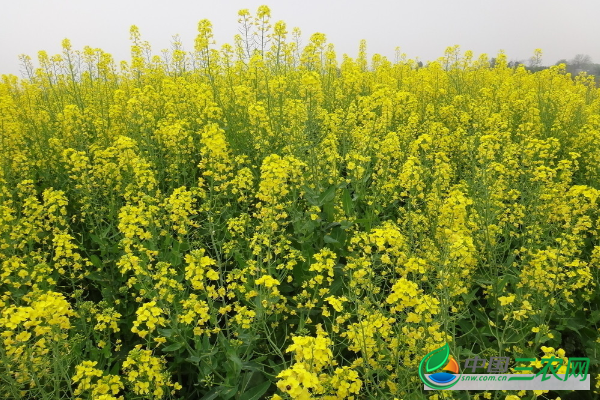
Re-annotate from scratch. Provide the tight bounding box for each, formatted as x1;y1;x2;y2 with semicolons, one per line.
179;294;211;335
184;248;220;291
122;345;182;397
72;360;124;400
131;301;166;339
277;327;362;400
0;290;75;388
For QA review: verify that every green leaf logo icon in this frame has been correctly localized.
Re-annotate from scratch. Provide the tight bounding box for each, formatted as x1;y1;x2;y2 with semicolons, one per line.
419;343;460;390
425;343;450;373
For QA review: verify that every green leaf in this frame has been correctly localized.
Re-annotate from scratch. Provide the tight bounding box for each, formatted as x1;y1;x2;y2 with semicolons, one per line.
461;287;480;304
86;272;106;282
267;359;284;376
323;222;341;231
457;319;475;336
220;386;238;400
318;185;337;206
161;342;184;352
425;343;450;373
233;252;247;269
323;201;335;222
186;356;202;364
240;381;271;400
339;220;353;230
341;188;354;215
496;274;513;293
109;362;121;375
89;254;102;268
89;233;102;245
157;328;174;338
199;388;220;400
241;360;264;372
329;276;344;296
298;220;318;236
586;309;600;325
226;350;243;377
301;185;319;206
278;284;295;293
323;235;339;244
471;306;490;324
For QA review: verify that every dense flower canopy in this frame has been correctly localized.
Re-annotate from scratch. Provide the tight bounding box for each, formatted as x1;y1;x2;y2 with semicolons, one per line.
1;5;600;400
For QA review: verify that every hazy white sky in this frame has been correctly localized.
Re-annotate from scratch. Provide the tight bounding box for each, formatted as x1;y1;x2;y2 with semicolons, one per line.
1;0;599;76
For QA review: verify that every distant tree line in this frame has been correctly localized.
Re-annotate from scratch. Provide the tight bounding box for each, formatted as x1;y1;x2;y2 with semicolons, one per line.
487;54;600;86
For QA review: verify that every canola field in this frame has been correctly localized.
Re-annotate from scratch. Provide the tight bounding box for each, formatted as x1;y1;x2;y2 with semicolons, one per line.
1;6;599;400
